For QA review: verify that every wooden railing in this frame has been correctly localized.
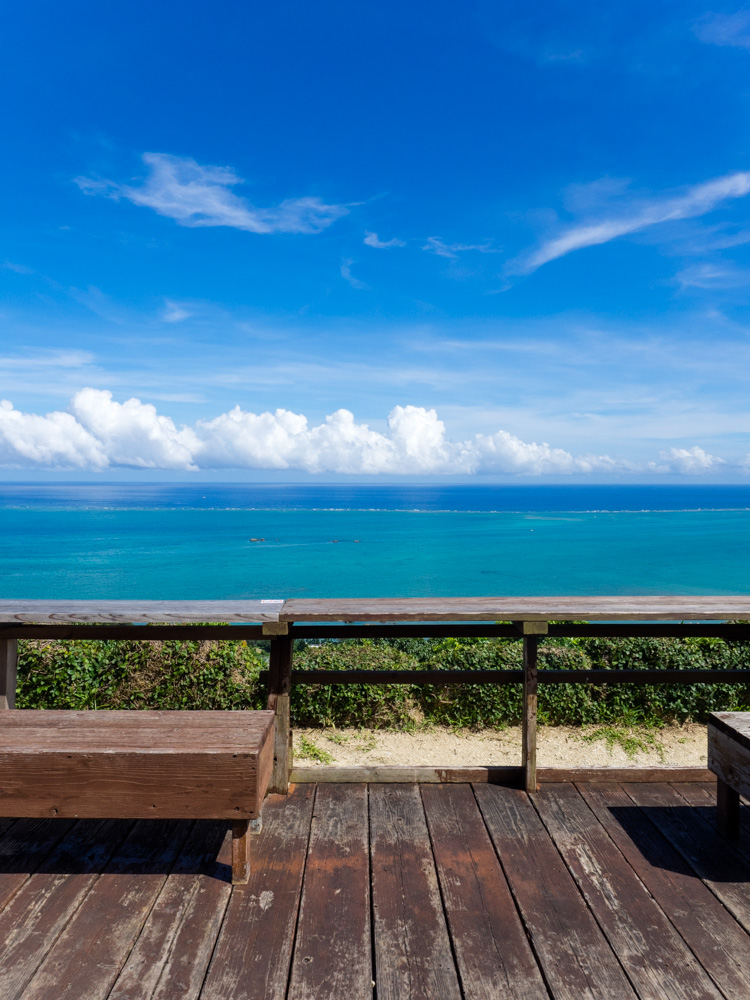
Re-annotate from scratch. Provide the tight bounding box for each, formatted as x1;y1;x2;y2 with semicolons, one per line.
2;597;750;791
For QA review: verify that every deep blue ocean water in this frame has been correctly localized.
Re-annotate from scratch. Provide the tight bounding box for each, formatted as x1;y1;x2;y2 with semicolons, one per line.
0;483;748;599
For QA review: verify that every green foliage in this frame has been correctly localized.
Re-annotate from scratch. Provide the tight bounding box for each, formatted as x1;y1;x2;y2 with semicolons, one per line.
15;632;750;728
296;734;334;764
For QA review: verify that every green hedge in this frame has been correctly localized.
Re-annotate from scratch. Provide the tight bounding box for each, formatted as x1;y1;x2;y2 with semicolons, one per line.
15;633;750;728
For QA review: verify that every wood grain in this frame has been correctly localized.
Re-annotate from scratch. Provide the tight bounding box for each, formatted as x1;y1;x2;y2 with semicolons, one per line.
369;784;461;1000
534;782;723;1000
625;782;750;933
289;765;713;783
0;638;17;709
281;595;750;621
267;635;293;794
580;782;750;1000
20;819;192;1000
421;783;547;1000
108;820;231;1000
0;817;75;913
287;783;372;1000
474;783;638;1000
202;786;315;1000
0;600;283;623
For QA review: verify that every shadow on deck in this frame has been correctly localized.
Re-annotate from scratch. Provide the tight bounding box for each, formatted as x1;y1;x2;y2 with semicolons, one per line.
1;780;749;999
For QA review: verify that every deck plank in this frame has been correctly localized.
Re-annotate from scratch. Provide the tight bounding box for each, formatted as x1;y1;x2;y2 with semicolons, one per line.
0;819;134;1000
0;817;75;913
625;782;750;933
20;819;192;1000
474;783;638;1000
421;783;547;1000
201;786;316;1000
287;784;372;1000
369;784;461;1000
579;782;750;1000
108;821;231;1000
535;782;723;1000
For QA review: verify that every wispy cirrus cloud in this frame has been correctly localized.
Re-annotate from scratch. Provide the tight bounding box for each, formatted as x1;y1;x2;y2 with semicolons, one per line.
694;10;750;50
514;170;750;274
75;152;350;235
422;237;498;259
363;231;405;248
161;300;193;323
340;259;368;290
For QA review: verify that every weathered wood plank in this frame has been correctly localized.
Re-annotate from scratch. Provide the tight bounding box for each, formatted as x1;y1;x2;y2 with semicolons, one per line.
580;782;750;1000
201;786;315;1000
474;784;637;1000
0;600;283;623
708;711;750;749
535;782;723;1000
281;596;750;621
421;784;547;1000
290;765;713;783
523;634;538;792
0;709;276;731
267;635;293;794
708;717;750;830
108;821;231;1000
0;818;135;1000
0;710;274;819
0;638;17;709
0;817;75;913
625;782;750;933
287;784;372;1000
369;784;461;1000
20;819;192;1000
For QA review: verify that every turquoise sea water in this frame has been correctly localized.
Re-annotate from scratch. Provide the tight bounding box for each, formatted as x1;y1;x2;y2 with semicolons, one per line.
0;484;749;599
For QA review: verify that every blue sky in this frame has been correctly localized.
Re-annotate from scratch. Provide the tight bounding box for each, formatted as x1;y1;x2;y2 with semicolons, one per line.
2;0;750;480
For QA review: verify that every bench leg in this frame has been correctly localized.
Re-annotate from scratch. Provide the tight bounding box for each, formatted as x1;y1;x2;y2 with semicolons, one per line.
231;820;250;884
717;778;740;839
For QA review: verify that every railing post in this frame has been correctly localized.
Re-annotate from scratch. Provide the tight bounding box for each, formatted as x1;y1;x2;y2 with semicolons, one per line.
265;625;293;794
518;621;546;793
0;639;18;710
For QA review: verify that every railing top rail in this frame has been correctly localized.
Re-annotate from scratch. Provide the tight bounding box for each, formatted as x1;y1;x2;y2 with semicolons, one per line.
0;595;749;624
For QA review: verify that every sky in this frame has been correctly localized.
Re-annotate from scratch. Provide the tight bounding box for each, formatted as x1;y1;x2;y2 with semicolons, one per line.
2;0;750;481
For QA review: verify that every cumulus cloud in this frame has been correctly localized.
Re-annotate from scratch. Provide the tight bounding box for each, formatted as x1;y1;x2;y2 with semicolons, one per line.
0;389;649;476
655;446;722;475
364;231;405;248
516;171;750;273
75;153;349;235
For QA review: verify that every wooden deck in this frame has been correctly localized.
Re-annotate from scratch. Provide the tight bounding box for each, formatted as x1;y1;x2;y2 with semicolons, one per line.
1;780;749;999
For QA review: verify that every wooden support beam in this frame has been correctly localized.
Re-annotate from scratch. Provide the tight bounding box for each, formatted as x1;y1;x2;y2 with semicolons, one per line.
267;633;293;794
522;634;538;793
231;820;251;884
0;639;17;710
716;777;740;839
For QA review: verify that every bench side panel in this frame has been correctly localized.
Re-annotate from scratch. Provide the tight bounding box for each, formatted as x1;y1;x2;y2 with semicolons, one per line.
708;725;750;800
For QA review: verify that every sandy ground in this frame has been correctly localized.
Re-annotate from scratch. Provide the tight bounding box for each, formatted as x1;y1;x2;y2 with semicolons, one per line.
293;722;709;768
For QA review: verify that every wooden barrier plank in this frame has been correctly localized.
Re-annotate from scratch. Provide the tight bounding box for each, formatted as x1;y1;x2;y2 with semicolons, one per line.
0;600;283;623
625;782;750;933
369;784;461;1000
579;782;750;1000
474;784;638;1000
0;819;135;1000
20;819;192;1000
421;784;547;1000
535;782;722;1000
0;817;75;913
287;784;371;1000
281;595;750;621
267;635;293;794
290;765;713;783
108;821;231;1000
0;638;17;709
202;786;315;1000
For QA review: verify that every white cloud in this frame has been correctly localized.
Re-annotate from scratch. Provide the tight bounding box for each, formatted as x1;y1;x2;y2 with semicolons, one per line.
161;300;192;323
694;11;750;50
364;231;405;248
516;171;750;273
0;399;107;469
655;446;722;475
676;263;750;289
75;153;349;235
340;259;368;290
422;237;497;258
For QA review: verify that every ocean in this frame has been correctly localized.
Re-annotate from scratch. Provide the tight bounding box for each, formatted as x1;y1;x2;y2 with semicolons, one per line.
0;483;748;599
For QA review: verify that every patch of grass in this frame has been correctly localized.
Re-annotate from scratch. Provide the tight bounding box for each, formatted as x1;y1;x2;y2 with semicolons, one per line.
326;731;352;745
296;734;334;764
575;724;666;761
354;731;378;752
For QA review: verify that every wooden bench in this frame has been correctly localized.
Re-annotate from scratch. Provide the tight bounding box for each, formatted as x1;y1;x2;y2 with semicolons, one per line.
0;709;275;883
708;711;750;837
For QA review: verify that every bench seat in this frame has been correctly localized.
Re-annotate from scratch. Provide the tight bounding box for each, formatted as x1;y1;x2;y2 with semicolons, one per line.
0;709;275;882
707;711;750;838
